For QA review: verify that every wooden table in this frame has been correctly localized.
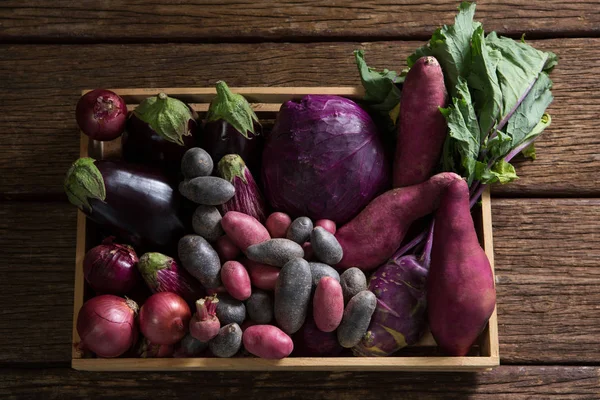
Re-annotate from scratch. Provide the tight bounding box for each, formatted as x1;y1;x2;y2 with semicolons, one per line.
1;1;599;398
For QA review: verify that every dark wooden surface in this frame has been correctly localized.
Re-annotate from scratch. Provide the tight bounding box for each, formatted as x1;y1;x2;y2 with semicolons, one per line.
1;2;599;398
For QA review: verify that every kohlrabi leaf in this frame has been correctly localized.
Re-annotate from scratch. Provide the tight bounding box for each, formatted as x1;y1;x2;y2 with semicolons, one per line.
354;49;402;113
478;159;518;184
484;32;550;124
408;2;481;97
521;143;536;160
468;26;503;137
505;73;554;148
440;77;481;184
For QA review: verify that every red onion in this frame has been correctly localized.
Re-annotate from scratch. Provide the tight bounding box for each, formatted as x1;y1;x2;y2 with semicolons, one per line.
83;238;140;295
139;292;191;345
136;337;175;358
76;295;138;358
76;89;127;141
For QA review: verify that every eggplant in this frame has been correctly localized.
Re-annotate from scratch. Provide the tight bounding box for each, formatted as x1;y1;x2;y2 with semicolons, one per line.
122;93;200;177
64;158;186;252
201;81;263;174
138;252;205;304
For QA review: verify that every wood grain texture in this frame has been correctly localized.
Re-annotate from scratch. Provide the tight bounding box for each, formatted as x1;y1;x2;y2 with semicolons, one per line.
0;366;599;399
0;39;598;198
0;1;598;42
1;199;598;364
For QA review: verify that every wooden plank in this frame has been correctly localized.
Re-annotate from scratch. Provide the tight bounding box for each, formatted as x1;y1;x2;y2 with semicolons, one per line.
0;39;598;198
0;366;599;399
0;1;598;42
492;198;600;364
0;198;598;364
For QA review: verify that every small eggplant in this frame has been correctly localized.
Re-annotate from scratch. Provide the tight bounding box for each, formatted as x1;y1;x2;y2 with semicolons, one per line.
122;93;200;177
201;81;263;175
64;158;186;253
217;154;267;223
138;252;205;304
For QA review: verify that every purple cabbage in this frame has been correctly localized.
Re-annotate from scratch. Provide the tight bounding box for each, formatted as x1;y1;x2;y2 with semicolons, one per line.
261;95;390;224
353;255;428;356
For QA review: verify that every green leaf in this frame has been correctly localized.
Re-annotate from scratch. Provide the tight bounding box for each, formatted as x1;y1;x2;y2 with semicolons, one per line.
543;51;559;72
207;81;259;139
63;157;106;212
505;73;553;148
408;2;481;97
441;77;481;184
484;32;550;122
479;159;519;184
521;142;536;160
468;25;503;136
354;49;402;112
133;93;194;145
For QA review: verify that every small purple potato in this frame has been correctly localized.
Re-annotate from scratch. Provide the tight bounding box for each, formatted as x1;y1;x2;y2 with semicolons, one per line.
181;147;214;179
274;258;312;334
337;290;377;348
192;205;224;242
209;323;242;358
286;217;313;244
246;290;274;324
179;176;235;205
313;277;344;332
215;294;246;326
311;227;343;265
340;267;367;304
246;239;304;267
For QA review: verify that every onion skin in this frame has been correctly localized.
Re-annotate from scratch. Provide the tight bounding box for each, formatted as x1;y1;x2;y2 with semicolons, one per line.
76;89;127;141
139;292;191;345
136;337;175;358
83;238;140;295
76;295;138;358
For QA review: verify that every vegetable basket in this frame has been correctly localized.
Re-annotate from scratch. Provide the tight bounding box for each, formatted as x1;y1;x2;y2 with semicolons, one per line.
71;87;499;371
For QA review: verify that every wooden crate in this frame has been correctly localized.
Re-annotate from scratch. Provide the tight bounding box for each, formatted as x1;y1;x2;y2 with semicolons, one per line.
71;87;499;371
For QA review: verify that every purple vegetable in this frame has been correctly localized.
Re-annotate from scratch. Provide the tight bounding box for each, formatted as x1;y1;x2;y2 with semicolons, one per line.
292;317;343;357
353;255;428;356
76;89;127;141
173;334;208;358
262;95;390;224
217;154;267;223
137;252;205;305
64;158;186;252
83;237;140;295
201;81;263;175
122;93;200;175
136;337;175;358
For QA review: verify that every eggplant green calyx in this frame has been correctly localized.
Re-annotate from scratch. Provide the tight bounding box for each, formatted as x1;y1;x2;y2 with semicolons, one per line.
133;92;194;145
217;154;248;184
138;252;173;287
207;81;259;139
64;157;106;212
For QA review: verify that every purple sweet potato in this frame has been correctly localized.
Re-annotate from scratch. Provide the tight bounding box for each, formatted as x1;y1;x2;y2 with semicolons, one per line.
313;277;344;332
266;212;292;238
393;56;448;188
427;179;496;356
221;261;251;301
243;325;294;359
221;211;270;252
335;172;462;270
